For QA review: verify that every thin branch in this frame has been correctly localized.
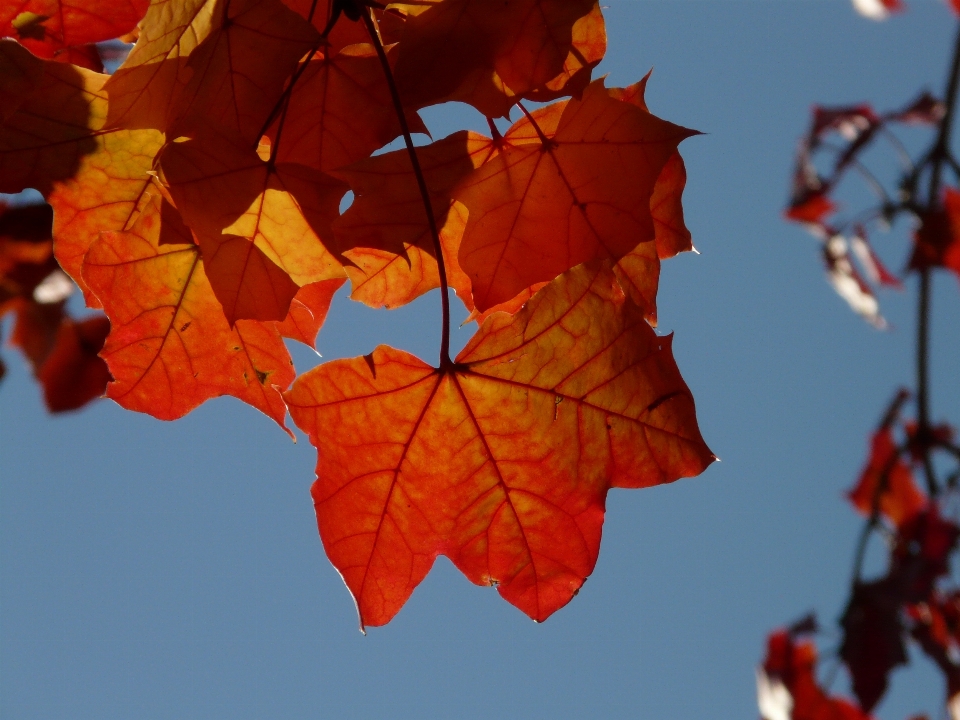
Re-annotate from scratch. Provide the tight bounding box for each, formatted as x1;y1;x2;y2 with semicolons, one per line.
947;152;960;180
879;126;916;174
516;102;555;148
362;7;452;367
928;21;960;204
917;269;938;496
255;47;319;146
819;141;891;204
912;21;960;498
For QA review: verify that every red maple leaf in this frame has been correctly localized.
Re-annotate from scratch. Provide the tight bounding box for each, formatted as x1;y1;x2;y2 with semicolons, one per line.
286;262;714;627
760;628;874;720
0;0;716;627
911;187;960;283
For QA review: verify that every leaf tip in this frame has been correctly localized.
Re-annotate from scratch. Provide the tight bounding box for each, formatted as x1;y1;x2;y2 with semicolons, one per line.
362;351;377;378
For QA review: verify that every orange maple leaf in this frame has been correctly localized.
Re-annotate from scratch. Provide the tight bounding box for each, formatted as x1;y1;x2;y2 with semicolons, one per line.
1;0;148;61
848;427;926;528
160;131;347;323
761;630;874;720
105;0;318;146
911;187;960;283
0;40;164;305
275;279;344;349
390;0;603;117
453;78;696;312
332;130;498;309
169;0;319;145
0;200;110;411
286;262;714;627
81;193;299;428
266;43;426;174
280;0;382;49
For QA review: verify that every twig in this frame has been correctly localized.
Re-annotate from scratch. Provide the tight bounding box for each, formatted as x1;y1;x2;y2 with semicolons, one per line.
362;7;452;367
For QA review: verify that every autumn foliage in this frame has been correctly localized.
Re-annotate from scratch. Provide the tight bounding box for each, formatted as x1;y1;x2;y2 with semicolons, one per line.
0;0;714;628
762;3;960;718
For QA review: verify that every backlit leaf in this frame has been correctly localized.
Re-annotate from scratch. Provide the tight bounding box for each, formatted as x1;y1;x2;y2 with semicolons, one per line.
36;313;111;411
169;0;319;145
760;629;874;720
160;131;347;321
275;278;344;348
1;0;148;59
82;194;295;429
911;187;960;283
267;43;426;173
0;40;164;304
848;427;925;528
286;262;713;627
332;130;498;309
840;580;908;713
454;79;695;312
390;0;602;117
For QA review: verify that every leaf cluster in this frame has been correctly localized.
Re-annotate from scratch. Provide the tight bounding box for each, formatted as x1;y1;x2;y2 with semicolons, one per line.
764;9;960;718
1;0;714;627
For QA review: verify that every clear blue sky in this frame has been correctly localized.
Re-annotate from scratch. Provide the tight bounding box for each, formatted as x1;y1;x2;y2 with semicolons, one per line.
3;1;960;717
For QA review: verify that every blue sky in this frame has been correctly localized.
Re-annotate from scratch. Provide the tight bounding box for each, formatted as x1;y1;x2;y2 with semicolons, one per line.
3;1;960;718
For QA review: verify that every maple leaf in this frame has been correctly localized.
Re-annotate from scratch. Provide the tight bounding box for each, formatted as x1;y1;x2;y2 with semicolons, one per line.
889;92;946;126
278;0;370;49
159;131;347;323
786;191;836;225
0;39;164;305
454;78;696;312
105;0;318;146
275;279;344;349
81;193;297;429
812;105;880;143
911;187;960;283
840;579;908;713
760;628;874;720
389;0;604;117
511;77;692;325
0;201;110;411
892;507;960;603
1;0;148;61
807;104;882;176
331;129;497;309
286;262;714;628
848;426;926;528
169;0;319;146
101;0;215;131
265;43;427;174
36;313;111;411
441;77;693;325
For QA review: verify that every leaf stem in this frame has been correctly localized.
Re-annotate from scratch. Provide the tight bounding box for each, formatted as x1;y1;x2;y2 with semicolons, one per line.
361;7;452;367
517;103;554;148
915;20;960;498
849;389;910;585
917;268;937;497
